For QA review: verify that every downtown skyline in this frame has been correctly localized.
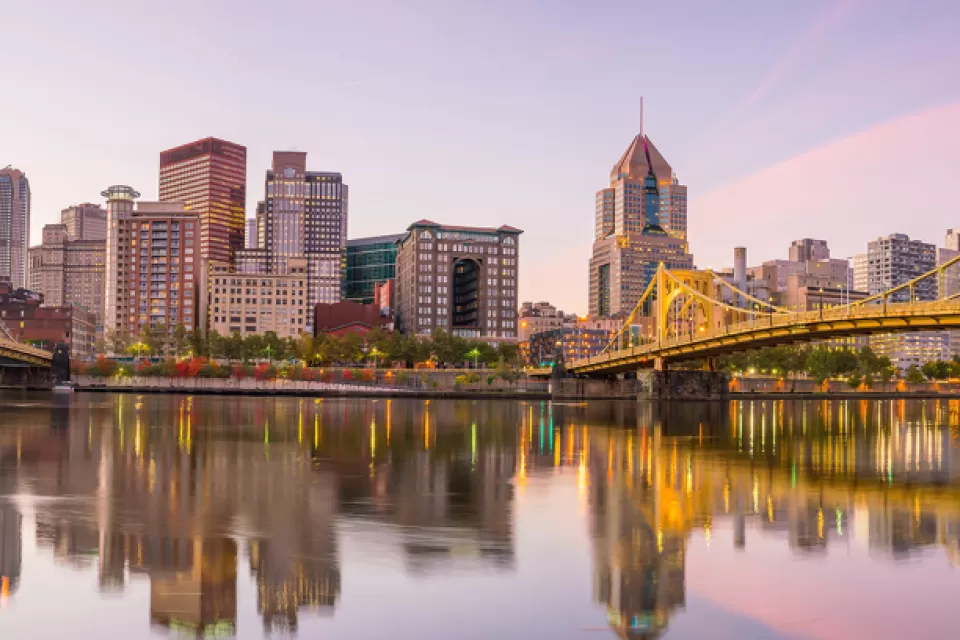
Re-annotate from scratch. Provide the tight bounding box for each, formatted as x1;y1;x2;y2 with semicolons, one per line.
3;1;959;313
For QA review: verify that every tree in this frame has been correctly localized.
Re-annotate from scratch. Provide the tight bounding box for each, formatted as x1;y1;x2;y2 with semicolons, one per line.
846;372;862;389
805;348;835;384
208;329;228;360
171;324;189;358
143;323;166;357
905;365;926;384
921;360;951;381
295;333;315;363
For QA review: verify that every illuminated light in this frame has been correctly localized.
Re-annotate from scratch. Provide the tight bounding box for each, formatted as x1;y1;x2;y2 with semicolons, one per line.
471;422;477;468
836;509;843;536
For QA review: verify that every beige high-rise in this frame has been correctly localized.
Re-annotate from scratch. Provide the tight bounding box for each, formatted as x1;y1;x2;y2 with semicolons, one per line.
28;223;105;323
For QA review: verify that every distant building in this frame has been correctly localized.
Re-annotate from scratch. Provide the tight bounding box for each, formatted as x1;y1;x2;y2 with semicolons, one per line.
160;137;247;265
395;220;521;341
103;186;201;338
0;167;30;289
853;253;869;293
345;234;403;304
28;220;106;325
588;111;693;317
314;301;392;337
374;279;394;315
865;233;944;369
866;233;936;301
519;301;572;343
60;203;106;241
245;218;257;249
526;326;611;367
208;258;308;338
0;283;96;357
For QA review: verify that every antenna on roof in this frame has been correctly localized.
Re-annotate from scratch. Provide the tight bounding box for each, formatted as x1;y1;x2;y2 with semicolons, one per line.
639;96;644;139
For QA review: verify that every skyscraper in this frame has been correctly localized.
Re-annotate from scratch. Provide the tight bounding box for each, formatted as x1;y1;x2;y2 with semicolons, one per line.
236;152;348;330
60;203;106;241
159;137;246;264
0;167;30;288
588;111;693;317
245;218;257;249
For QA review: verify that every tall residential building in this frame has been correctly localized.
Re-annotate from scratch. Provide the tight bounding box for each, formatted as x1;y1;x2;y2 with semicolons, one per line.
0;167;30;288
103;186;200;338
866;233;943;369
866;233;936;301
159;137;247;264
345;234;404;304
237;152;348;329
788;238;830;262
60;203;106;241
395;220;521;340
588;117;693;317
28;222;105;323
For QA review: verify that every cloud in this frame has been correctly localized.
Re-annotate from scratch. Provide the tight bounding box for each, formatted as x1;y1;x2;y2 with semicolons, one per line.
690;101;960;269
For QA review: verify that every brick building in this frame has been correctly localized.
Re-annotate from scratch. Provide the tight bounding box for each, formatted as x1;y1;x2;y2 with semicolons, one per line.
314;301;393;337
0;283;96;357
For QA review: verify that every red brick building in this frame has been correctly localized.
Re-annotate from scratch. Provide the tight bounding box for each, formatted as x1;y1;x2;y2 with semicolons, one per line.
314;301;393;337
0;283;96;357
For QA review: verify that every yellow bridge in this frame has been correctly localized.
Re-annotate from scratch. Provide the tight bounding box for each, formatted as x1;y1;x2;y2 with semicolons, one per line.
0;320;54;368
557;253;960;377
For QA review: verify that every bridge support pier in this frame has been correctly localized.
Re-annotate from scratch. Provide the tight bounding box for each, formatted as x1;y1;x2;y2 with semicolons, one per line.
637;369;729;401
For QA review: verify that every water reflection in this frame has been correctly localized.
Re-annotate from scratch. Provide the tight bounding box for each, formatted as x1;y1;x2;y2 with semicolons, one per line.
0;394;958;638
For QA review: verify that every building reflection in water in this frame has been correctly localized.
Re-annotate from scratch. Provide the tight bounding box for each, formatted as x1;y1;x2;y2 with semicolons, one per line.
0;504;20;604
0;394;959;637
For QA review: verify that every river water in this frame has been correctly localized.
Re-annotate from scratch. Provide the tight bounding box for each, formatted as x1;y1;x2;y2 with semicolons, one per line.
0;392;958;639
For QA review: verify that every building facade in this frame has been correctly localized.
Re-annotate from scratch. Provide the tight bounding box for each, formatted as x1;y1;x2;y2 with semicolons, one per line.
588;117;693;317
28;223;105;323
103;186;200;338
240;152;348;329
60;203;106;241
395;220;521;341
245;218;257;249
0;167;30;288
0;283;96;357
526;327;611;367
345;234;403;304
865;233;943;369
208;258;307;338
314;301;393;337
866;233;936;301
160;137;247;265
853;253;868;294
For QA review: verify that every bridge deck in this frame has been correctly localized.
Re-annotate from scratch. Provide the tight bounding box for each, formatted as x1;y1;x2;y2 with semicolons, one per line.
571;300;960;375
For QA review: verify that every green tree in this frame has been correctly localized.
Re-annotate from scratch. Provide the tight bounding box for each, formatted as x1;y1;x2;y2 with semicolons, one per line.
171;324;189;358
805;348;835;384
846;372;862;389
905;365;926;384
921;360;951;381
208;329;228;360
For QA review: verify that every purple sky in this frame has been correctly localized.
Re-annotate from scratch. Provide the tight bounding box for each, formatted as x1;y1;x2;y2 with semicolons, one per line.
3;0;959;313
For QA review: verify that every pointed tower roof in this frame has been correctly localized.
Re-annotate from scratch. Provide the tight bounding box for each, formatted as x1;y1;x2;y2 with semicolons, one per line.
609;135;673;183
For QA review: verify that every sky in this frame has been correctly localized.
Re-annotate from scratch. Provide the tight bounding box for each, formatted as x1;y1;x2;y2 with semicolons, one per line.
3;0;959;313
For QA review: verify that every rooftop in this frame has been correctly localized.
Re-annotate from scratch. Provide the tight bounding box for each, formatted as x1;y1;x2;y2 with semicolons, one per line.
347;233;405;247
407;219;523;234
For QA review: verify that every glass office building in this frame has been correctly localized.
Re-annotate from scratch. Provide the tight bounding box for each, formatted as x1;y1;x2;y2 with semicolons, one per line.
345;234;403;303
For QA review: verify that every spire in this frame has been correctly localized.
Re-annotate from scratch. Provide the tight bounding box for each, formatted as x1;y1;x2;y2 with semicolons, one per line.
639;96;644;141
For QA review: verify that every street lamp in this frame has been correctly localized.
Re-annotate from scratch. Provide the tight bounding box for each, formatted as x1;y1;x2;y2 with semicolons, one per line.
467;347;481;369
369;346;385;368
818;287;824;320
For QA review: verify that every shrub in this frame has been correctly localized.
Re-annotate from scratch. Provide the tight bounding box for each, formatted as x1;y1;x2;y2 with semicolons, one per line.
341;369;353;382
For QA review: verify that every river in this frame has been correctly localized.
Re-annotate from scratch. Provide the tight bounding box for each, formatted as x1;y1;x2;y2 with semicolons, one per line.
0;392;958;639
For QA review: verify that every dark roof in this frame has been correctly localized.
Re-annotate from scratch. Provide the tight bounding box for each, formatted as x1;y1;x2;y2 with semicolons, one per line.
406;219;523;234
346;233;406;247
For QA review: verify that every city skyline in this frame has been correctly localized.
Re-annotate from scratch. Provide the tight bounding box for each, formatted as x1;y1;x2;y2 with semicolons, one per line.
3;1;960;313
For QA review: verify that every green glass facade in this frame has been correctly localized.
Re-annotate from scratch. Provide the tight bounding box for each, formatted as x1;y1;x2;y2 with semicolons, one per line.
344;234;404;303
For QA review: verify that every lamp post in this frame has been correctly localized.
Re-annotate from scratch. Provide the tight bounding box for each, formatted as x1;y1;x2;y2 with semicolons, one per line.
467;347;481;370
369;346;385;368
818;287;823;320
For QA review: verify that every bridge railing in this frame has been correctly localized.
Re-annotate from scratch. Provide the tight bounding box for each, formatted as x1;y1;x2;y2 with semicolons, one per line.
0;336;54;361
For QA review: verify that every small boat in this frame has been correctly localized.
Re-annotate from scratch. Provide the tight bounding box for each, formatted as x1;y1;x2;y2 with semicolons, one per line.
52;382;75;393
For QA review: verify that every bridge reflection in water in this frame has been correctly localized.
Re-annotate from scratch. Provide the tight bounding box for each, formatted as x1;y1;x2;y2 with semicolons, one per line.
0;395;958;638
